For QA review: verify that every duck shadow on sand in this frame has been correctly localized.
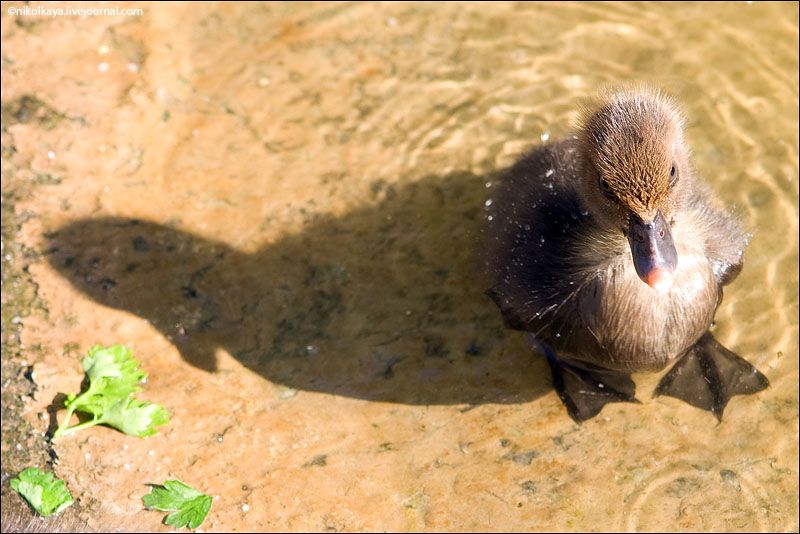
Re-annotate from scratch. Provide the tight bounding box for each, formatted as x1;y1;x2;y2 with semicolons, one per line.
44;171;552;406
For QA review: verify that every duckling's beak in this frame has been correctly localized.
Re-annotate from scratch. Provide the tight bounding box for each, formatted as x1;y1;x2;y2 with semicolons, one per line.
627;211;677;294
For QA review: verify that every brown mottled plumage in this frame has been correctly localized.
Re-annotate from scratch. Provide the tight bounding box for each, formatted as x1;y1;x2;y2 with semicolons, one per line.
577;87;687;222
486;86;768;422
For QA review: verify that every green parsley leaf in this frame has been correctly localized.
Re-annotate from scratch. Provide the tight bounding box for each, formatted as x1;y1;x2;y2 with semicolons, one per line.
83;344;146;397
54;344;169;438
10;467;74;517
102;397;171;437
143;480;213;529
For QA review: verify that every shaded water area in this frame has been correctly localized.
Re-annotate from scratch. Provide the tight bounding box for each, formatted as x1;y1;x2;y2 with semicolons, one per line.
1;2;797;531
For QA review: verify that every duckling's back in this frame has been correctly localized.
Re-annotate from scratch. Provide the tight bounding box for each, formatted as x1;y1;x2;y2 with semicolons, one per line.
485;137;598;338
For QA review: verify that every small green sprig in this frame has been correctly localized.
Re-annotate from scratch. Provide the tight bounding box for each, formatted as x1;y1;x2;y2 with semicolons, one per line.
54;344;169;438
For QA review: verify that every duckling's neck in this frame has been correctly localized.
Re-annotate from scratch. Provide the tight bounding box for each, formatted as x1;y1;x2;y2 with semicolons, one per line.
576;202;709;284
573;218;630;273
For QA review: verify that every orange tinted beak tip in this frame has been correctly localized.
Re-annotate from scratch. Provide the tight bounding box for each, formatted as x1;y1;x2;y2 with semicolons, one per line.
646;269;674;294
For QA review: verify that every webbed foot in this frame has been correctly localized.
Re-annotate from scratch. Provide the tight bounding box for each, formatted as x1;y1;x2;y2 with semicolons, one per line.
655;332;769;421
530;335;639;422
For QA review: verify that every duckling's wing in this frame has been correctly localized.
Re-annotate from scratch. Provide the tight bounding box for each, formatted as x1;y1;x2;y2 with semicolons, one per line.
655;333;769;421
688;184;749;287
486;287;531;331
485;139;595;335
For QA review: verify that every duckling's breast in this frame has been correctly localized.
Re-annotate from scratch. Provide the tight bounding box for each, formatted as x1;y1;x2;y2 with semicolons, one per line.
576;239;719;372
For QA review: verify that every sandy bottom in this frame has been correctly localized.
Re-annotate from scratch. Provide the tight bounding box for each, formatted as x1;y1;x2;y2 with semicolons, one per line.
2;2;797;531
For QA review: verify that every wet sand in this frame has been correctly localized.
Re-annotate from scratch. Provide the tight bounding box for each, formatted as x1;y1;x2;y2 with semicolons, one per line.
2;2;798;531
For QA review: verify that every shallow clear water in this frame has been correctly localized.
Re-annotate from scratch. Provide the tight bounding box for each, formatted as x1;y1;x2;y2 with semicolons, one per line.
4;2;798;531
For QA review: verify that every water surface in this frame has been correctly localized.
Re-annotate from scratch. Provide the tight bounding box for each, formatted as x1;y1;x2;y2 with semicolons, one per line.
4;2;797;531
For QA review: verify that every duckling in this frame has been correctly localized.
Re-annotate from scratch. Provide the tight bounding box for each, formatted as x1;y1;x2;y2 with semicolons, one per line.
485;87;769;422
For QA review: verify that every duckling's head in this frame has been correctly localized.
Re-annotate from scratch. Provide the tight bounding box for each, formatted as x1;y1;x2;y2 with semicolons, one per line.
577;87;692;293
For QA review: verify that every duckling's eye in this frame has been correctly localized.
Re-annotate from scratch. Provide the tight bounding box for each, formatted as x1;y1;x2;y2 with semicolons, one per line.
669;163;678;187
598;178;615;199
